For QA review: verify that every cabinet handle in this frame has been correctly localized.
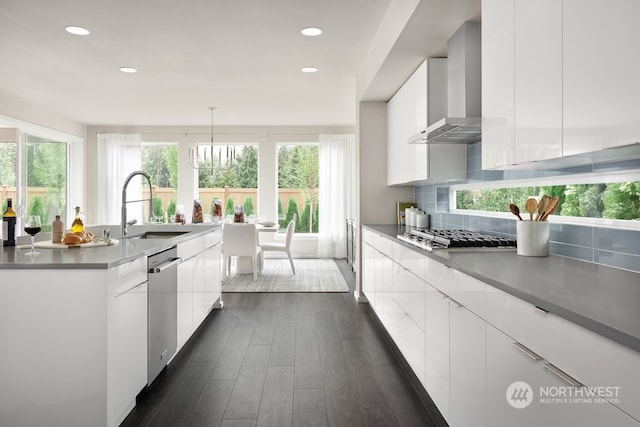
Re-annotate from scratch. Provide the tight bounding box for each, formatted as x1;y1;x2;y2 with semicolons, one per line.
534;305;549;314
436;290;449;300
448;297;463;308
543;361;584;388
512;342;542;361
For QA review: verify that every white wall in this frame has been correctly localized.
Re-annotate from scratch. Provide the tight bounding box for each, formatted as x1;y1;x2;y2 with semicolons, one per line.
358;102;413;225
86;125;354;257
355;101;413;298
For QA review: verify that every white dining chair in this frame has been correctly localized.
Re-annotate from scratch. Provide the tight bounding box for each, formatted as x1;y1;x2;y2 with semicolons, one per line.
259;220;295;275
222;223;262;281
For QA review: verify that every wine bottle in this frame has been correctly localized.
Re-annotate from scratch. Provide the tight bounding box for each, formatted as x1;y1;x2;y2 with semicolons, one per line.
2;198;17;246
70;206;85;233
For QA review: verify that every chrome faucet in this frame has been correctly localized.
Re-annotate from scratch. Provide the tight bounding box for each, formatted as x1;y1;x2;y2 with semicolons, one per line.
121;170;153;236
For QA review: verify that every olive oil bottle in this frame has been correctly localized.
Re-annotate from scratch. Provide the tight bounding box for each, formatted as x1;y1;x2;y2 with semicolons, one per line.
70;206;85;233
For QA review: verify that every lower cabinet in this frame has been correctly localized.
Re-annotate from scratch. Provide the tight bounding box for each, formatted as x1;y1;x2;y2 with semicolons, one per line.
390;261;426;387
449;300;486;427
425;284;451;422
113;281;148;425
177;256;195;350
177;231;223;351
361;227;640;427
361;242;375;307
487;324;638;427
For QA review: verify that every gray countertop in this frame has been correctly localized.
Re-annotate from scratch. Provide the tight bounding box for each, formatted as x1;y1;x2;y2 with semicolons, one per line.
0;223;221;269
364;224;640;354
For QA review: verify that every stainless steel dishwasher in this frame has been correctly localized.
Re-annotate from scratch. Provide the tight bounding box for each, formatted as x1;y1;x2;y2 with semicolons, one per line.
147;246;180;384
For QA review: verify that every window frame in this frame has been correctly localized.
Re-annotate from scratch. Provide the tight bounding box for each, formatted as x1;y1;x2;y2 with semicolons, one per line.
449;169;640;230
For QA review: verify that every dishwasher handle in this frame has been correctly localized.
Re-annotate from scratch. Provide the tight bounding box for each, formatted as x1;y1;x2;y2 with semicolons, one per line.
149;257;182;274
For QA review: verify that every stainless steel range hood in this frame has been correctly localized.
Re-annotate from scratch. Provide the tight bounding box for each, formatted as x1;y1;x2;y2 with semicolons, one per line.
409;22;482;144
408;117;481;144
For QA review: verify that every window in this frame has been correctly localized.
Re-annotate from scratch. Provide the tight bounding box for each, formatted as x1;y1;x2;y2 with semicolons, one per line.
197;143;259;221
451;171;640;227
1;130;69;233
142;143;178;222
277;144;319;233
22;135;68;232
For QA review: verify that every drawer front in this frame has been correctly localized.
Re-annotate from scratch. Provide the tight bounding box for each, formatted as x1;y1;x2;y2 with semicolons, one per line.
112;257;147;295
362;228;379;247
376;233;393;257
424;256;486;318
205;230;221;247
178;236;205;260
487;286;640;421
392;241;426;278
392;261;426;331
362;228;392;256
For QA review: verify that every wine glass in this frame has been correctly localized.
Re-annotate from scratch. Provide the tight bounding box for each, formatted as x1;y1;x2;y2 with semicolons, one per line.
24;215;42;255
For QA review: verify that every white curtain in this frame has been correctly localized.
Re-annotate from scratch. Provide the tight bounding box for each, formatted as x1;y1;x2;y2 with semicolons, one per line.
97;133;142;225
317;133;356;258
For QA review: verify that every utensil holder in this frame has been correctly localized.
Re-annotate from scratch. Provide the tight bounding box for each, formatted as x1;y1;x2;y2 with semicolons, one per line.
516;221;550;257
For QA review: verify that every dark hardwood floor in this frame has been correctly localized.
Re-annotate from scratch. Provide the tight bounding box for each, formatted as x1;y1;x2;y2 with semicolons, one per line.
121;260;435;427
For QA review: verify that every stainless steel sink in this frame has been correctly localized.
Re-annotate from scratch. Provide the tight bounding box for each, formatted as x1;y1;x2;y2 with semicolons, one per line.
123;231;189;240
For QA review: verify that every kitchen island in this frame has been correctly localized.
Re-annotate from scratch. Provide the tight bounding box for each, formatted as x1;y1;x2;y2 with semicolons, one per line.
0;224;222;427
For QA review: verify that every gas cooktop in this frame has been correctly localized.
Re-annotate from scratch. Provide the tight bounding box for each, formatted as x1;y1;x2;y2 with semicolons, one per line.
397;228;517;252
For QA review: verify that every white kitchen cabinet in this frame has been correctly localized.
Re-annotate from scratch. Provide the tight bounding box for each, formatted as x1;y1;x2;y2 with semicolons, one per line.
177;230;223;351
370;247;394;341
481;0;515;170
513;0;562;163
387;60;430;185
482;0;562;168
449;297;486;427
192;251;207;328
204;242;222;309
364;228;640;427
112;281;147;425
486;284;640;423
487;324;549;426
484;0;640;168
390;261;427;387
387;59;465;185
362;242;375;307
425;283;451;423
487;324;639;426
562;0;640;155
177;256;195;350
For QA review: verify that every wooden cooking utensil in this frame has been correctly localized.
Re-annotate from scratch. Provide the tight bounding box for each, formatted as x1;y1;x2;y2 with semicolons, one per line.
540;196;560;221
535;195;549;221
525;198;538;221
509;203;523;221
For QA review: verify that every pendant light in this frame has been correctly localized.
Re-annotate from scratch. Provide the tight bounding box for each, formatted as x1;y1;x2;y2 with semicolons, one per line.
188;106;216;173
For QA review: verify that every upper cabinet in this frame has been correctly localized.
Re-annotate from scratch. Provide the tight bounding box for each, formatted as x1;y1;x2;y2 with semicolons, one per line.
482;0;562;168
387;59;466;185
562;0;640;155
482;0;640;169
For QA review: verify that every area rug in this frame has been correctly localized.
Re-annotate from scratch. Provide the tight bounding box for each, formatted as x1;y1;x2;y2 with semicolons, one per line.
222;258;349;293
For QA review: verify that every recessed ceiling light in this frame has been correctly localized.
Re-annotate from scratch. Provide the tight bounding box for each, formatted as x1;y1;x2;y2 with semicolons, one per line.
301;67;318;73
301;27;323;36
119;67;138;73
65;26;90;36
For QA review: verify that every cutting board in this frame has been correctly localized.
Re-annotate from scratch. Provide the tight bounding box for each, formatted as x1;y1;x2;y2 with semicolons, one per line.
34;239;119;249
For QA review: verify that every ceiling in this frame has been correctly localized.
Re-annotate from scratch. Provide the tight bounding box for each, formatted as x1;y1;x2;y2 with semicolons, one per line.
0;0;480;127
